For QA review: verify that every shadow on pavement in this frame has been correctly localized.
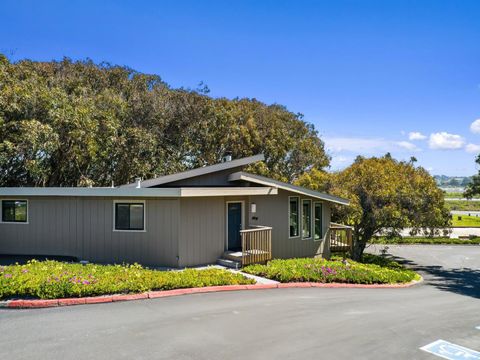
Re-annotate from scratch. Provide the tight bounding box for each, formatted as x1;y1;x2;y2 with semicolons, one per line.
388;254;480;299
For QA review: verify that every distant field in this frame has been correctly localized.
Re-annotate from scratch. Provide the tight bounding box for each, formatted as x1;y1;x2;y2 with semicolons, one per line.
445;200;480;211
444;192;480;199
451;214;480;227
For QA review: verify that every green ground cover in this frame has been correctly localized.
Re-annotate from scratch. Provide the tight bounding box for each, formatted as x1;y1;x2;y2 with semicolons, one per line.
242;254;420;284
451;215;480;227
0;260;254;300
370;236;480;245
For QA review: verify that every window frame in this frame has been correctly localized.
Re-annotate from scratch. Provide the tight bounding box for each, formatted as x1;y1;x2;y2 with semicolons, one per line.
113;200;146;232
1;199;29;224
302;199;312;240
288;196;300;238
313;201;323;241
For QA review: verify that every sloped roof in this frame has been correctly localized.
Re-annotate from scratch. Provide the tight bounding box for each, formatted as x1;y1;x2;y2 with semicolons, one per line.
0;186;277;198
228;171;350;206
121;154;264;188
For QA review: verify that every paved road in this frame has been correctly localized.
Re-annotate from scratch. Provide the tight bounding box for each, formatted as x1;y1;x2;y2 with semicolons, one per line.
1;245;479;360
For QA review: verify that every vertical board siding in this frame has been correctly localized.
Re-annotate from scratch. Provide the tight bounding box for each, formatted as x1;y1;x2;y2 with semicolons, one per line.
248;189;331;259
0;197;180;267
178;197;225;267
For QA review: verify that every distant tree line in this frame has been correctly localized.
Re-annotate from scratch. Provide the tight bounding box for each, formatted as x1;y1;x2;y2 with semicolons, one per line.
0;54;329;187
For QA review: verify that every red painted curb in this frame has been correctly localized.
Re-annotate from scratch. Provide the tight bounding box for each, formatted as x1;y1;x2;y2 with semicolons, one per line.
113;293;148;302
59;298;86;306
5;278;421;309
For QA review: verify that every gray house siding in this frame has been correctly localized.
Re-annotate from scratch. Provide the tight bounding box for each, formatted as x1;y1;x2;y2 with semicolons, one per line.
178;196;250;267
248;189;331;259
0;197;180;267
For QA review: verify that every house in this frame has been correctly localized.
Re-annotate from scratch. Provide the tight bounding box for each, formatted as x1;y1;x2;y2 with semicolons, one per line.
0;154;351;268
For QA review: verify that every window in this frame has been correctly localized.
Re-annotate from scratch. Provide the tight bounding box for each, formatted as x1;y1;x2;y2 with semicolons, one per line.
2;200;28;223
314;202;323;241
302;200;312;239
289;197;299;237
114;202;145;231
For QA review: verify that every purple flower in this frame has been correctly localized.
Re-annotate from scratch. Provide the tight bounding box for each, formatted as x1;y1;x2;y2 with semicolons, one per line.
82;280;90;285
22;269;29;274
4;273;12;278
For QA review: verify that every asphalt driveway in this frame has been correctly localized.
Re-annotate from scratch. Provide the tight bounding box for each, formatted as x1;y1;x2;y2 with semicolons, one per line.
1;245;479;360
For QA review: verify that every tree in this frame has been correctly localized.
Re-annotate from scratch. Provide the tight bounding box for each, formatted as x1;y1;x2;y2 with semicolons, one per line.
0;55;330;186
296;155;451;260
465;156;480;198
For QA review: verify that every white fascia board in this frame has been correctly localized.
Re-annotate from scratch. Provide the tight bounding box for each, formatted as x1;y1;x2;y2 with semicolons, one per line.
179;187;277;197
0;186;277;198
229;172;350;206
0;187;182;198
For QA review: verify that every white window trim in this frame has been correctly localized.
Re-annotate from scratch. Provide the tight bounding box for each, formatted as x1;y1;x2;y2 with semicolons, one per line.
225;200;245;251
113;200;146;232
302;199;312;240
313;201;323;242
288;196;300;239
0;199;29;224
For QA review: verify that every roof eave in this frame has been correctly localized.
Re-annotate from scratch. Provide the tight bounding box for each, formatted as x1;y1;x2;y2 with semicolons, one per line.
228;172;350;206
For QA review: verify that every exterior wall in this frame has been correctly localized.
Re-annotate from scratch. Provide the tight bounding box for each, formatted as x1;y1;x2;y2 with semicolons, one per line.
0;191;332;267
0;197;180;267
178;196;249;267
248;189;331;259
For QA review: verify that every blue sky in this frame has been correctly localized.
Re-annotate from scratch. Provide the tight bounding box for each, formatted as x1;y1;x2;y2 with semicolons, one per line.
1;0;480;175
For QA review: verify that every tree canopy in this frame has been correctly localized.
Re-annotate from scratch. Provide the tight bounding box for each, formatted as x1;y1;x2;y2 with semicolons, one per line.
0;54;329;186
296;155;451;259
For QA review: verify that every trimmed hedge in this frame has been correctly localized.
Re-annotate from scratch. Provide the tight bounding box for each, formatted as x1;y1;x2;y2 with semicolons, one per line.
0;260;255;300
243;255;420;284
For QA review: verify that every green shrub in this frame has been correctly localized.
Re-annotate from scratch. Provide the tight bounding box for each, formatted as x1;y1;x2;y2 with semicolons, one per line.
0;260;255;300
243;255;420;284
370;236;480;245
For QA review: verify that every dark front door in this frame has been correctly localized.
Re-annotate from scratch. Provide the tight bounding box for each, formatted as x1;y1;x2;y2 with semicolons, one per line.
227;202;242;251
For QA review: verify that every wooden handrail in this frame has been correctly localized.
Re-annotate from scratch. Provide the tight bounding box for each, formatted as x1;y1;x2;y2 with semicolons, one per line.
240;225;273;233
241;226;272;266
329;225;353;253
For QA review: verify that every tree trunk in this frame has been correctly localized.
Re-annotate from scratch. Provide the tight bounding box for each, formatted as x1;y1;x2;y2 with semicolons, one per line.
352;239;366;261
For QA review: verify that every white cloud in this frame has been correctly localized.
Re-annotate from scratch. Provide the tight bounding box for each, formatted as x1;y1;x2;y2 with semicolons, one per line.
408;131;427;141
465;143;480;153
470;119;480;134
428;132;465;150
325;137;420;154
396;141;419;151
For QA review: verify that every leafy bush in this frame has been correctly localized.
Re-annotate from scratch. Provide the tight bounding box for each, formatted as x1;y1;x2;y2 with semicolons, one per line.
243;255;420;284
0;260;254;300
370;236;480;245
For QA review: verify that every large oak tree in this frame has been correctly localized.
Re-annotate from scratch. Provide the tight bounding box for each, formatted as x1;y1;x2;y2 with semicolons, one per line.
296;155;451;260
0;55;329;186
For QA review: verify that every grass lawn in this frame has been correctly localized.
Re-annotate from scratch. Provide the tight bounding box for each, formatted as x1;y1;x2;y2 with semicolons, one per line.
451;214;480;227
443;192;480;199
0;260;254;300
242;254;420;284
370;236;480;245
445;200;480;211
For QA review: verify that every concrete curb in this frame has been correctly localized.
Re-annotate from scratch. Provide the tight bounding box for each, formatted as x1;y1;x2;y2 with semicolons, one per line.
2;279;422;309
